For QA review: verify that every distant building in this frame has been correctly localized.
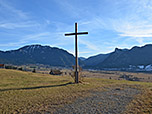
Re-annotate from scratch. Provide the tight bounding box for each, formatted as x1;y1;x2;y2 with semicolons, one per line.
0;64;5;68
49;69;62;75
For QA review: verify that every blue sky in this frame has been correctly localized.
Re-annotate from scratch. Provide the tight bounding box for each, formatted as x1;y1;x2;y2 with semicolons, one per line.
0;0;152;57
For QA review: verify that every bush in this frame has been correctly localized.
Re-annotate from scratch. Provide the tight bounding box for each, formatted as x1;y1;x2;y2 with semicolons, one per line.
5;65;17;70
18;67;23;71
32;68;36;73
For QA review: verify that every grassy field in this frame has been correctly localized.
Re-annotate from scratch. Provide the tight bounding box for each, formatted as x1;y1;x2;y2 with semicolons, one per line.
0;69;152;113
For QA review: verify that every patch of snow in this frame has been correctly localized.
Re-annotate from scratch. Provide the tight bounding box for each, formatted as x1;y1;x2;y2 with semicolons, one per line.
32;46;35;50
129;65;136;68
138;65;144;69
145;64;152;71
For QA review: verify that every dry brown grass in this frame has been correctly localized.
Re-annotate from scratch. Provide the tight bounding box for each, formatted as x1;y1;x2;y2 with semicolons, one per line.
0;69;125;113
0;69;152;113
125;87;152;114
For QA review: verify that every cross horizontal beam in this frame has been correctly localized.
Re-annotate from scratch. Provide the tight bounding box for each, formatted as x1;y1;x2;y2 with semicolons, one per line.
65;32;88;36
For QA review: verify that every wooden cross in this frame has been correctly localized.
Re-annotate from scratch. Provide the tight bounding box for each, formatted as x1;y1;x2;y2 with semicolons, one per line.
65;23;88;83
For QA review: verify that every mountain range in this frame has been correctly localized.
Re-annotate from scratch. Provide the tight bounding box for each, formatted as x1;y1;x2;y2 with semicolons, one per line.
0;44;152;69
96;44;152;69
0;45;75;67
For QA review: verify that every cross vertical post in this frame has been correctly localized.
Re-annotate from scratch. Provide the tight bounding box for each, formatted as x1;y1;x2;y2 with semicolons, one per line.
75;23;78;83
65;22;88;83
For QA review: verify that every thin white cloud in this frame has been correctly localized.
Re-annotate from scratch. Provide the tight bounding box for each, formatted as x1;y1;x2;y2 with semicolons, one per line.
135;37;144;44
79;39;101;51
22;32;52;42
0;0;39;30
0;32;54;51
79;51;92;54
111;18;152;38
0;21;40;29
0;0;28;19
54;0;81;18
109;0;152;39
77;17;108;32
0;40;26;50
119;34;152;38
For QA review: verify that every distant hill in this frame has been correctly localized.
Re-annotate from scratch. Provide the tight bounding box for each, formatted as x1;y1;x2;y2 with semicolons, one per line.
0;45;75;67
79;57;86;61
83;53;110;67
96;44;152;68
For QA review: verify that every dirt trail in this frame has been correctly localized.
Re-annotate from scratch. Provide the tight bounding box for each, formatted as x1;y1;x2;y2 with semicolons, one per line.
53;85;141;114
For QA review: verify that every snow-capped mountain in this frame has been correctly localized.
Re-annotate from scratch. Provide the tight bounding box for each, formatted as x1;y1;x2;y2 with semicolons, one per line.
0;44;75;67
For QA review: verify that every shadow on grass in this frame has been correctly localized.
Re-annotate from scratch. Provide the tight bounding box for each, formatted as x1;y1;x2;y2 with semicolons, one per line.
0;82;74;92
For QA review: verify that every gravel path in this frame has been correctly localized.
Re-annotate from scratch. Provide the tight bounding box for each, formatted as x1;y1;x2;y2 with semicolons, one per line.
53;85;141;114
